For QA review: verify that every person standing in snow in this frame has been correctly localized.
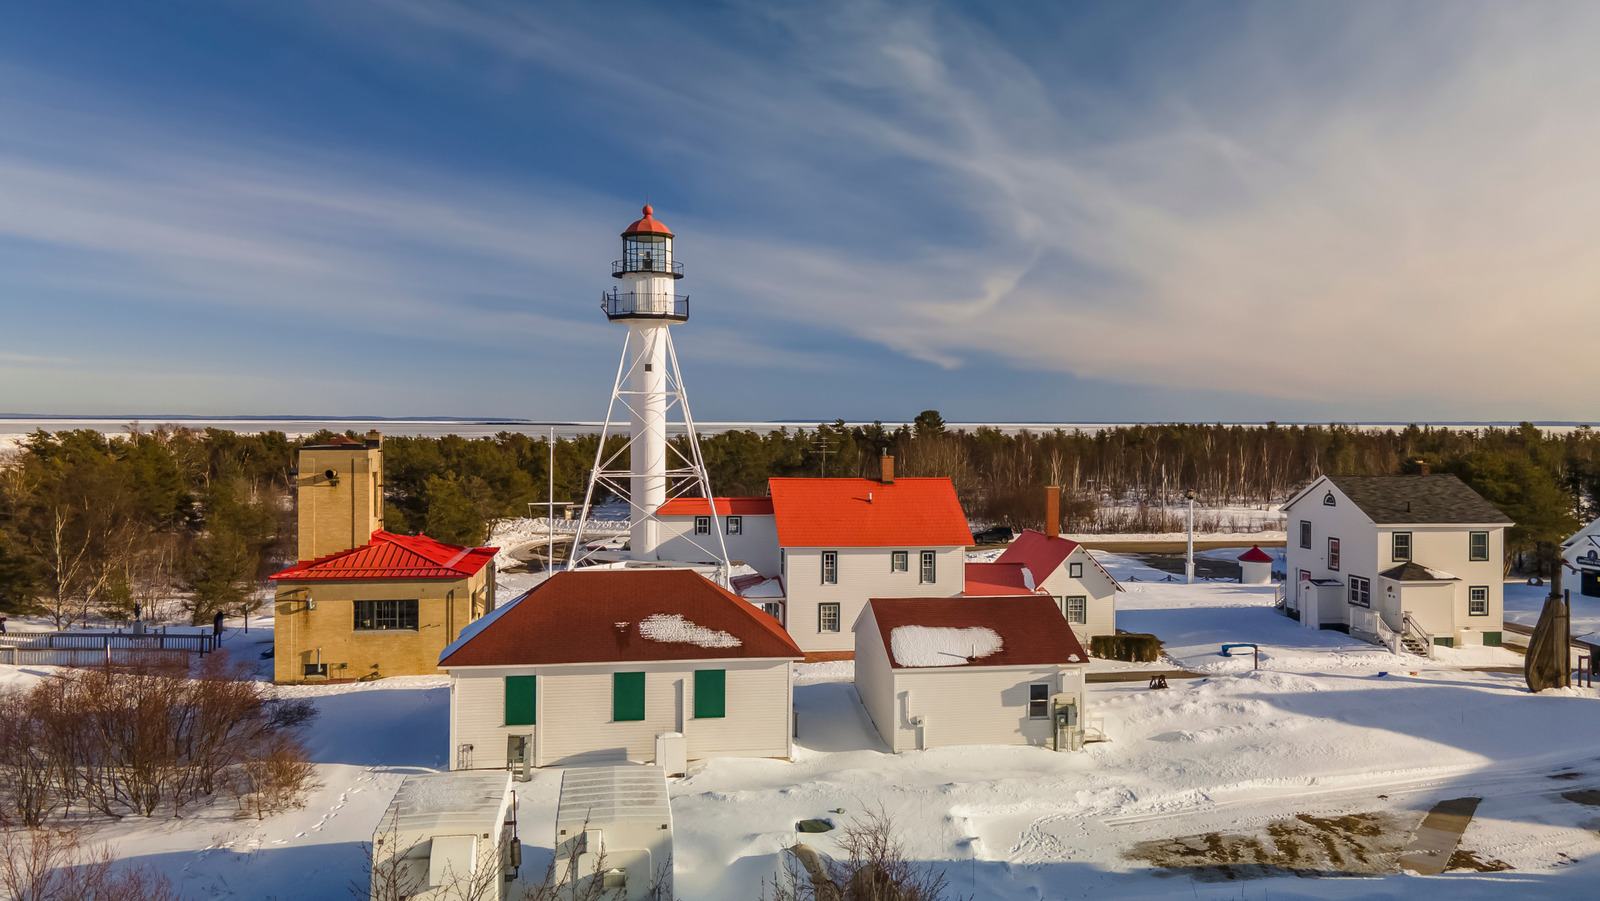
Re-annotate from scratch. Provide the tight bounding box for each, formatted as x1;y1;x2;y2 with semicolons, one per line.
212;610;225;639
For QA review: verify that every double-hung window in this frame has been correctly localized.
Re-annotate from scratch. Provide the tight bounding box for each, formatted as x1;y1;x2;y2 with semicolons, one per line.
1348;576;1370;608
1392;532;1412;562
1065;596;1087;624
818;603;841;633
821;551;838;584
694;516;710;536
1469;586;1489;616
1028;684;1050;718
1328;538;1341;571
1299;520;1312;549
891;551;909;572
1469;531;1490;561
726;516;741;535
919;551;936;584
353;599;418;632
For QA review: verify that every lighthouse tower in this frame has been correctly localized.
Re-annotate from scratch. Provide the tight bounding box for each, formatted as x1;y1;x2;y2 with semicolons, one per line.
570;206;730;579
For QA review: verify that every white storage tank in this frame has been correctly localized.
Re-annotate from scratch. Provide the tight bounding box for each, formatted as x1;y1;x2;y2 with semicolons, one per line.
1238;545;1274;585
555;765;672;901
370;771;518;901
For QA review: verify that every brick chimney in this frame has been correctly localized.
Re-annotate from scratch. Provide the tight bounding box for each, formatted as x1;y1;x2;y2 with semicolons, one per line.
1417;460;1431;475
880;453;895;484
1046;486;1060;539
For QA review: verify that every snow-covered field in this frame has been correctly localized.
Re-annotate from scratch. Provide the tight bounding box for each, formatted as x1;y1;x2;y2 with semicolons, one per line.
6;558;1600;899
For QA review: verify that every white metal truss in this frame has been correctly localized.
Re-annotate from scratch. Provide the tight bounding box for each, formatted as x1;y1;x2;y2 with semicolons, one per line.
569;327;731;584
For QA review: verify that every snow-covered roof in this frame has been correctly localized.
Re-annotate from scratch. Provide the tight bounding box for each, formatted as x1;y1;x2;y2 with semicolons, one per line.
556;765;672;834
1380;562;1458;582
889;626;1003;667
638;613;741;648
382;771;511;836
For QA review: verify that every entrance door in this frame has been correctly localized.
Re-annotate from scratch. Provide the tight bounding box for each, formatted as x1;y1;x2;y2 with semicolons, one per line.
506;734;532;780
1298;576;1317;630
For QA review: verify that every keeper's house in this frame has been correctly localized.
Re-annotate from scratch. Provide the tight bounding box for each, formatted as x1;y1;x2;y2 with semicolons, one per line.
964;518;1122;647
1281;474;1511;649
270;433;497;684
439;569;803;771
854;596;1090;753
1562;516;1600;598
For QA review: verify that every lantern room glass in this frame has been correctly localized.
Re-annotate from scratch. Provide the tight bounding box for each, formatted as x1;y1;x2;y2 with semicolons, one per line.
622;234;673;274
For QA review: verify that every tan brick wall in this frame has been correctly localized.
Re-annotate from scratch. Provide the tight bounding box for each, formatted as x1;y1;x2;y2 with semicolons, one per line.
272;568;490;684
295;445;384;562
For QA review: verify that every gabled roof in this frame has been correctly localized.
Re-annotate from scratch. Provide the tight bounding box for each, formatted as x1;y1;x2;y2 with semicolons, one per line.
439;570;803;667
963;562;1038;596
862;596;1088;669
1284;475;1512;525
1238;545;1274;563
657;497;775;516
1379;562;1458;582
767;477;973;548
993;529;1124;592
271;530;496;582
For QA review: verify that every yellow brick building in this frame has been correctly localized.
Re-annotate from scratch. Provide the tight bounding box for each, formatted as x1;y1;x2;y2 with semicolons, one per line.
270;433;497;684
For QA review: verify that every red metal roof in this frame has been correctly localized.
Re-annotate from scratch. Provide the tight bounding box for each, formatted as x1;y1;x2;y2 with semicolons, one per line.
440;569;803;667
994;529;1123;591
962;562;1040;596
623;204;674;237
864;596;1088;668
271;530;497;582
657;497;775;516
766;477;973;548
1239;545;1274;563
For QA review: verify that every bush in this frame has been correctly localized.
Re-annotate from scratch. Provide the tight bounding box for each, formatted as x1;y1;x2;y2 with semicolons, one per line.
1090;633;1163;662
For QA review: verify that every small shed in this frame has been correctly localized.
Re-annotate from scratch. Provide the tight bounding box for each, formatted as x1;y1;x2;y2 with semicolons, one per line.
854;596;1091;753
371;771;517;901
1238;545;1274;585
554;765;673;901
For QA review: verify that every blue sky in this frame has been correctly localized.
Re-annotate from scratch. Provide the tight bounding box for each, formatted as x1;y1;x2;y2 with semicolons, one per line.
0;1;1596;423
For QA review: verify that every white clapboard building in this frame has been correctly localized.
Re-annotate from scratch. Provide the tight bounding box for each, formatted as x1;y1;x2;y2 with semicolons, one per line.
853;596;1090;753
964;525;1122;647
439;569;804;770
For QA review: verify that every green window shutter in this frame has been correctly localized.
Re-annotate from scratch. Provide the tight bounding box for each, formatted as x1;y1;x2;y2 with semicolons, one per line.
694;669;726;719
613;672;646;722
504;675;536;726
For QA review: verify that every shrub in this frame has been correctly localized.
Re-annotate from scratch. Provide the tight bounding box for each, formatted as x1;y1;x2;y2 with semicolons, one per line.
1090;633;1163;662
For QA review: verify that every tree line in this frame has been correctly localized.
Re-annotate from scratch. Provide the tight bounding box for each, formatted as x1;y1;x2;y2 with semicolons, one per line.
1;416;1594;621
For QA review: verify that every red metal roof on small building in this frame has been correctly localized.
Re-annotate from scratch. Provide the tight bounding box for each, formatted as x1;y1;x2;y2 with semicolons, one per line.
864;596;1088;668
1238;545;1274;563
962;562;1039;596
767;477;973;548
623;204;673;237
657;497;775;516
992;529;1123;591
439;569;803;667
270;530;497;582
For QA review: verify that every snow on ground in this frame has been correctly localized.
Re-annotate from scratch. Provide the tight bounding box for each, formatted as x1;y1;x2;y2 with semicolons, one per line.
9;569;1600;899
1506;577;1600;636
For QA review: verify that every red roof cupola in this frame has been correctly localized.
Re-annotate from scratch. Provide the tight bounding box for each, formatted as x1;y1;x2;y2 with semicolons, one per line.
622;204;673;238
1238;545;1274;563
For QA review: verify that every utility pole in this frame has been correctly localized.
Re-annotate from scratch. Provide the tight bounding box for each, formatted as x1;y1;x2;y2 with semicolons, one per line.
816;434;832;478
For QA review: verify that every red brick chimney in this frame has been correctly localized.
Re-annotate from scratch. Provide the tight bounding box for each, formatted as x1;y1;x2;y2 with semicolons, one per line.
1417;460;1431;475
880;453;895;484
1046;486;1060;538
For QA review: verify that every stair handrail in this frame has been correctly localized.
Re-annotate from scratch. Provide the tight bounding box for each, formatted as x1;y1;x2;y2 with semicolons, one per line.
1371;612;1403;655
1401;612;1436;659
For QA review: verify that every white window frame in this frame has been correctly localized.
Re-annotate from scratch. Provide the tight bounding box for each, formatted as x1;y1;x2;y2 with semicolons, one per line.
1348;576;1370;608
694;516;710;536
1028;683;1050;719
919;550;936;584
1065;595;1087;624
1392;532;1411;562
1468;586;1489;616
821;551;838;585
891;550;908;572
818;602;841;633
726;515;742;535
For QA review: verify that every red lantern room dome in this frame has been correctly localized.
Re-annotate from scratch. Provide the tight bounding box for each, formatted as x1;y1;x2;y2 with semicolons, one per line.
622;204;674;238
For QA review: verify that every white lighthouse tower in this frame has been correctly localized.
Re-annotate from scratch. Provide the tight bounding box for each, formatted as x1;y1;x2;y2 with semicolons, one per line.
570;206;730;579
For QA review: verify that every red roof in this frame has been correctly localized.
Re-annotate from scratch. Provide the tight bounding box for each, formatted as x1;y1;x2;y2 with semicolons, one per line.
962;562;1039;596
863;596;1088;668
440;570;803;667
767;477;973;548
623;204;673;237
271;530;497;582
658;497;775;516
993;529;1122;592
1239;545;1274;563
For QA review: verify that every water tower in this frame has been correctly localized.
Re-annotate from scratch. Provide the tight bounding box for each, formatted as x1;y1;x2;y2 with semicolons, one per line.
570;206;730;579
